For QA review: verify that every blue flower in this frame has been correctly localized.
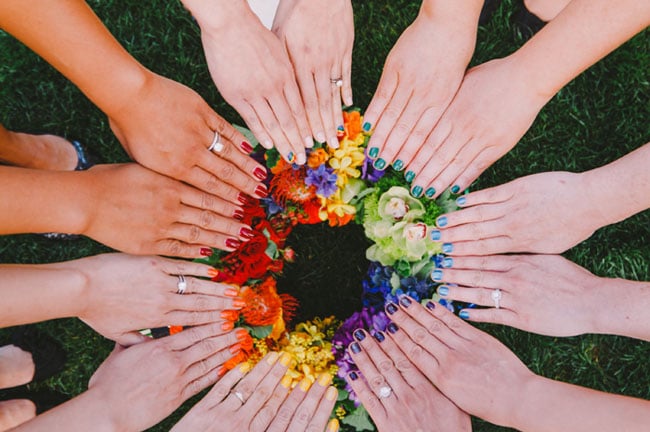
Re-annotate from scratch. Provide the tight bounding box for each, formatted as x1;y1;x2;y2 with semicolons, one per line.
361;152;386;182
305;165;338;198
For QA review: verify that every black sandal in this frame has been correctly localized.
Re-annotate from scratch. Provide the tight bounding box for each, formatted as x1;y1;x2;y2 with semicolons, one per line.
0;386;69;414
8;326;67;382
512;0;546;40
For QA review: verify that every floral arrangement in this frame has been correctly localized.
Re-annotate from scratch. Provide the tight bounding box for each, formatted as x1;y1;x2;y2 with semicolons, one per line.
192;110;464;431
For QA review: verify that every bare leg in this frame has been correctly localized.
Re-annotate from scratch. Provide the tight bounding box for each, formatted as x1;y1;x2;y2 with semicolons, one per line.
0;124;77;170
0;399;36;431
0;345;34;389
524;0;573;21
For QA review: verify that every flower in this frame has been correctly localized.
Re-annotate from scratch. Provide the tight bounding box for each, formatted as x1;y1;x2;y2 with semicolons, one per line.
307;148;330;169
305;165;338;198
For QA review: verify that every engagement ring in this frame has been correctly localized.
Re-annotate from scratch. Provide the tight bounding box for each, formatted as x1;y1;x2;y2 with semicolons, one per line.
331;77;343;88
176;275;187;295
378;385;392;399
491;288;502;309
208;131;224;153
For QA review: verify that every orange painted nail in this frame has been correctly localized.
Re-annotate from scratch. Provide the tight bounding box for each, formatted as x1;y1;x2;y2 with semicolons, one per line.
235;328;249;341
221;321;234;331
229;343;241;354
220;310;238;321
299;377;312;392
217;366;227;377
327;418;340;432
224;287;239;297
232;298;246;308
207;268;219;278
280;375;292;389
318;372;332;387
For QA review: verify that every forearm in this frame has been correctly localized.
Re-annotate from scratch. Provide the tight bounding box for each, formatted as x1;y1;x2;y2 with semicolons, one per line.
419;0;483;58
512;0;650;99
515;375;650;432
0;0;148;117
181;0;255;32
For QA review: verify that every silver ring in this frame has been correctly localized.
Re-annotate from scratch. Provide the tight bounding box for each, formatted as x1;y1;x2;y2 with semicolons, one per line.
378;385;392;399
176;275;187;295
331;78;343;88
207;131;224;153
491;288;502;309
233;390;245;404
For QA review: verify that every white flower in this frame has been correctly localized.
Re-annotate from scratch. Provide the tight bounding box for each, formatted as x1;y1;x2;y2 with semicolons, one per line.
385;197;409;220
404;223;427;242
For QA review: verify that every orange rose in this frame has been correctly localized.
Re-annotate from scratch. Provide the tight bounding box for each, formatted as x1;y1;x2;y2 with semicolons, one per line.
307;148;329;169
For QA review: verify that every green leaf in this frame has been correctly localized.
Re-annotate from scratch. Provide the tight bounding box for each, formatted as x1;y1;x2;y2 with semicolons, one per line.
341;405;376;431
234;124;259;147
245;325;273;339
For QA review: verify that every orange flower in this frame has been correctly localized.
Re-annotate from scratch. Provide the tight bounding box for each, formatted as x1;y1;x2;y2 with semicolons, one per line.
270;166;317;206
343;111;362;140
269;156;291;175
307;148;329;169
240;277;284;326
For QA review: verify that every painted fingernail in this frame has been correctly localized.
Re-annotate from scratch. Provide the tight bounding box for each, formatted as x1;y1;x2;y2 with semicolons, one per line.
280;352;292;367
374;158;387;170
431;269;443;281
387;322;399;334
425;301;436;311
348;371;359;382
438;286;449;297
254;167;267;181
430;229;441;241
373;331;385;343
437;216;448;227
327;418;340;432
296;152;307;165
224;287;239;297
226;238;241;249
304;136;314;148
263;139;273;149
221;310;238;321
353;329;366;341
229;343;242;354
386;302;398;315
254;184;268;198
233;209;244;220
217;365;228;377
405;170;415;183
350;342;362;354
459;310;470;320
287;152;295;163
266;351;280;365
237;192;251;206
239;362;251;373
221;321;234;331
328;136;340;149
392;159;404;171
326;386;338;401
337;125;345;132
425;187;436;199
451;185;461;194
200;248;213;257
316;132;326;143
318;373;332;387
207;268;219;278
442;243;454;254
239;227;255;239
241;141;254;153
368;147;379;158
399;296;412;308
443;257;453;268
412;185;423;198
281;375;293;388
232;298;246;308
456;196;466;206
235;328;249;341
363;122;372;132
299;377;312;392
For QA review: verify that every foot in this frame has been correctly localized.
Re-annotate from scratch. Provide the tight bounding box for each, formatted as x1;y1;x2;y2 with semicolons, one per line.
523;0;571;22
0;399;36;431
0;345;34;389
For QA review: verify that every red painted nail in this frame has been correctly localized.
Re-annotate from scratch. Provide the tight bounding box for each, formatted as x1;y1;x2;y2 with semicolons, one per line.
241;141;254;153
226;238;241;249
233;209;244;220
254;184;268;198
237;192;250;206
254;167;267;181
240;227;255;239
200;248;213;257
208;268;219;278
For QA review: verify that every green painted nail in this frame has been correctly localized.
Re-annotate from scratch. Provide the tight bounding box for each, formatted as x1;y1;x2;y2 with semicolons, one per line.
451;185;460;194
374;158;386;170
405;171;415;183
368;147;379;158
412;185;423;198
363;122;372;132
392;159;404;171
425;187;436;198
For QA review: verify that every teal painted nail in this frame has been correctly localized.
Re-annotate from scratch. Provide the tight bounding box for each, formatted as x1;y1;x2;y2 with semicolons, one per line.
456;196;466;206
437;216;448;227
425;187;436;198
430;230;441;241
392;159;404;171
374;158;387;170
412;185;423;198
337;125;345;132
363;122;372;132
287;152;295;163
443;257;453;268
459;311;470;320
451;185;460;194
438;286;449;297
431;269;443;281
368;147;379;158
442;243;453;254
405;171;415;183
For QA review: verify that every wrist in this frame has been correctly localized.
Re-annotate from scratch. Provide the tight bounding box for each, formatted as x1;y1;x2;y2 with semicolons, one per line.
511;374;552;430
182;0;255;35
412;11;478;67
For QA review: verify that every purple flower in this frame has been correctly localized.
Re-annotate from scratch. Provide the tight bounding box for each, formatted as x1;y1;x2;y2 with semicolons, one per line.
305;165;338;198
361;152;386;183
261;197;284;216
361;262;395;308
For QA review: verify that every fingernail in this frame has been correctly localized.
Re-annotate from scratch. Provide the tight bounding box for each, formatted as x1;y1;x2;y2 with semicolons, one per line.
296;152;306;165
426;301;436;311
328;137;340;149
217;365;228;377
373;331;385;343
207;268;219;278
316;132;326;143
281;375;293;388
327;418;340;432
287;152;295;163
229;343;241;354
387;322;399;334
318;373;332;387
442;243;454;254
353;329;366;341
399;296;412;308
443;257;453;268
326;386;338;402
405;170;415;183
226;238;241;249
350;342;362;354
460;310;470;320
224;287;239;297
263;139;273;149
456;196;466;206
411;185;423;198
451;185;461;194
368;147;379;159
386;302;398;315
200;247;213;257
254;184;268;198
299;377;312;392
430;229;441;241
232;298;246;308
431;269;443;281
362;122;372;132
337;125;345;132
280;352;292;367
266;351;279;365
437;216;448;227
374;158;386;170
304;136;314;148
348;371;359;381
425;187;436;199
221;310;238;321
233;209;244;220
438;286;449;297
237;192;252;206
254;167;267;181
239;227;255;239
235;328;249;341
392;159;404;171
239;362;251;373
221;321;234;331
241;141;254;153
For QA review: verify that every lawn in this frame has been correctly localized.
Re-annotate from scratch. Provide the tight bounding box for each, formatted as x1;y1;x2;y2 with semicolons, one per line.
0;0;648;431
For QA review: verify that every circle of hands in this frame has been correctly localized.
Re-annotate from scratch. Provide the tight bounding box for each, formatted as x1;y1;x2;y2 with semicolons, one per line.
2;0;650;431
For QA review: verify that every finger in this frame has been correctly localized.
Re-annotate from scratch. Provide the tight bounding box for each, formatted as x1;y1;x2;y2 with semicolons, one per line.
267;92;309;164
197;151;264;197
424;139;484;199
176;206;252;241
153;239;216;260
438;203;505;230
164;275;240;298
192;362;248;410
346;370;387;424
449;147;501;194
179;187;243;221
202;131;268;182
446;236;515;256
251;98;300;163
368;86;413;167
165;222;240;253
341;49;353;107
330;62;344;129
168;292;244;313
402;125;449;196
114;331;150;347
237;102;275;150
444;255;517;272
305;385;337;432
296;71;327;144
243;353;291;417
180;331;242;376
282;80;314;152
416;297;482;342
286;373;332;432
384;321;441;382
434;219;508;245
404;119;452;180
180;363;222;401
456;307;519;327
363;69;398;141
370;330;427;389
431;267;509;291
165;309;234;328
266;376;309;432
314;69;338;150
183;341;236;385
222;352;280;411
166;322;234;351
439;285;512;310
205;113;254;155
155;257;219;279
250;375;291;431
392;106;442;173
184;165;267;203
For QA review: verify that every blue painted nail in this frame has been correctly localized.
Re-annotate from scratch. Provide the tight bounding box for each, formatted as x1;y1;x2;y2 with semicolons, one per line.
368;147;379;158
386;302;398;315
431;269;443;281
425;301;436;311
373;331;385;343
437;216;448;227
443;257;453;268
337;125;345;132
412;185;423;198
451;185;460;194
399;296;412;308
387;322;399;334
456;196;466;206
349;371;359;381
425;187;436;198
350;342;362;354
405;171;415;183
363;122;372;132
374;158;386;170
430;230;441;241
392;159;404;171
437;286;449;297
442;243;453;254
287;152;295;162
353;329;366;341
459;310;470;320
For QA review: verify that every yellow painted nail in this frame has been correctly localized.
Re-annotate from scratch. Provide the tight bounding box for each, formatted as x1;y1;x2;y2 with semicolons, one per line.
327;418;340;432
299;377;312;392
279;352;292;367
239;362;251;374
317;372;332;387
280;375;293;389
266;351;280;365
325;385;338;401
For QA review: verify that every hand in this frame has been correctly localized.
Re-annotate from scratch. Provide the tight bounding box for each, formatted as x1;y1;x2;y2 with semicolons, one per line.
384;297;536;428
75;253;245;345
108;71;268;199
345;328;471;432
80;164;255;257
363;11;477;183
408;56;551;199
431;171;601;255
272;0;354;149
87;323;243;432
192;2;311;164
171;352;339;432
433;254;601;337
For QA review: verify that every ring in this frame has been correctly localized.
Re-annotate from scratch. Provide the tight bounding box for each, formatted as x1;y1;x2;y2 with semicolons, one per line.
491;288;502;309
207;131;224;153
176;275;187;295
378;385;392;399
232;390;245;404
331;77;343;88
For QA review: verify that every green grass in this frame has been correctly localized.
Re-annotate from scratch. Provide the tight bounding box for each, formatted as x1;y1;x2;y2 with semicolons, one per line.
0;0;649;431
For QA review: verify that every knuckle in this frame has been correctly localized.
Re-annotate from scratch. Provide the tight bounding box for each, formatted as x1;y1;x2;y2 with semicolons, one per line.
395;359;413;372
369;375;384;388
412;328;429;343
408;344;424;360
219;164;235;182
377;359;393;373
200;338;217;355
187;378;203;397
167;241;183;257
205;174;220;193
294;407;311;424
194;295;209;311
276;406;294;422
189;225;201;242
426;321;441;334
200;210;215;228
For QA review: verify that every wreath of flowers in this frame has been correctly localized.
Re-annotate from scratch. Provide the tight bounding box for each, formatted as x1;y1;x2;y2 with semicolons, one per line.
193;110;465;431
